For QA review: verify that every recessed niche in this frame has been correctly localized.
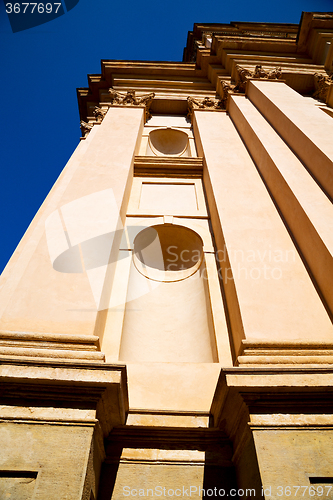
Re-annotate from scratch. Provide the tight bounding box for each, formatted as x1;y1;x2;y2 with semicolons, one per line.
139;182;198;213
133;224;204;282
0;471;37;500
119;224;217;363
146;128;190;156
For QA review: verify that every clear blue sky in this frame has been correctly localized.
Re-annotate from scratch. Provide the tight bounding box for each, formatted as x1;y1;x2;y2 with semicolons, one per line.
0;0;332;273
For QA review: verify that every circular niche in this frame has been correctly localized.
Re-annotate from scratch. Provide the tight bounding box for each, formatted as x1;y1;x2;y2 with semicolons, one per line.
133;224;203;282
148;128;189;156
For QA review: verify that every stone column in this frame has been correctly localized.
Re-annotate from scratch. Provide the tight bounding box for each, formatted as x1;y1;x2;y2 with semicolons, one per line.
212;368;333;500
0;359;128;500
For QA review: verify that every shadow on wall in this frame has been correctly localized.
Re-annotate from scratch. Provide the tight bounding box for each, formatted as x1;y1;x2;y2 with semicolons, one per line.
97;430;241;500
119;224;218;363
147;128;191;157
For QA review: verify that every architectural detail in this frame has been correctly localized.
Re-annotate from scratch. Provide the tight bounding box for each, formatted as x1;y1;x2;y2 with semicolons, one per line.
81;91;156;137
220;80;234;103
187;82;234;118
313;71;333;101
108;88;155;121
1;11;333;500
93;106;108;122
187;95;225;119
234;64;282;92
80;119;93;137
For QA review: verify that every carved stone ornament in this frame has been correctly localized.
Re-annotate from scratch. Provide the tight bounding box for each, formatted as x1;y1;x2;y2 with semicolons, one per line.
187;96;224;120
107;88;155;121
234;64;282;92
187;82;234;120
80;120;93;138
80;90;155;137
93;106;108;122
220;81;234;106
313;72;333;102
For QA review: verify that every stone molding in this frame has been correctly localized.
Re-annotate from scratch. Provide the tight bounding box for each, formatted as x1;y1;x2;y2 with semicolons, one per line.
80;89;155;137
0;358;129;435
0;330;103;362
211;367;333;464
105;426;232;467
134;155;204;177
187;65;282;120
234;64;282;92
238;340;333;366
212;367;333;429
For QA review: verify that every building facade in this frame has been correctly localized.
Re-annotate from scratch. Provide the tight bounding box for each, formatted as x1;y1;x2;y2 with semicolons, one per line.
0;11;333;500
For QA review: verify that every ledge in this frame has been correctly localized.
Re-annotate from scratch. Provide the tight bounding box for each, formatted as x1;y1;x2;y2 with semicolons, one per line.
134;156;203;177
0;358;128;435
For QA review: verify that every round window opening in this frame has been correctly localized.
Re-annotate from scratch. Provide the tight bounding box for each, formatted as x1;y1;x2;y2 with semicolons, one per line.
133;225;204;282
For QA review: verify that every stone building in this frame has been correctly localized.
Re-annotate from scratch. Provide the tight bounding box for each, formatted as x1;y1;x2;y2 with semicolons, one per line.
0;11;333;500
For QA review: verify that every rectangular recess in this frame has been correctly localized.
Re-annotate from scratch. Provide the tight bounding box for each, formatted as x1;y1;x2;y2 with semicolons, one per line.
310;478;333;484
140;182;198;212
0;471;37;500
127;177;208;218
0;472;37;478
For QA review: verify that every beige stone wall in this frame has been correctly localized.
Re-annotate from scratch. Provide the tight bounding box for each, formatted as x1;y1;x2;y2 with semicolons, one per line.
1;13;333;500
0;422;94;500
0;107;144;342
254;429;333;500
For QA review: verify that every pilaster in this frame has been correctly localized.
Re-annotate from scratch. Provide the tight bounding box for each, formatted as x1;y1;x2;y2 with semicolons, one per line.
212;368;333;500
0;359;128;500
193;110;332;361
228;89;333;319
0;107;144;347
247;80;333;199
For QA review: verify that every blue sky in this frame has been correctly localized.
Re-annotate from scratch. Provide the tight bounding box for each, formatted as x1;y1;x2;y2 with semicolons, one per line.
0;0;333;273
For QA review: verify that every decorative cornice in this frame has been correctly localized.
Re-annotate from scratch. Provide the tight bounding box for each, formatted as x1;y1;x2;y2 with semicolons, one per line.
211;367;333;452
187;92;230;120
187;66;282;120
108;88;155;121
93;106;108;122
313;71;333;102
80;89;155;137
134;156;204;178
80;120;93;138
234;64;282;92
0;359;129;434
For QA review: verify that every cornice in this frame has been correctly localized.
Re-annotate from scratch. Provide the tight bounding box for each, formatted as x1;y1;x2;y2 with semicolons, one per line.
0;358;129;434
77;14;333;127
134;156;203;178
